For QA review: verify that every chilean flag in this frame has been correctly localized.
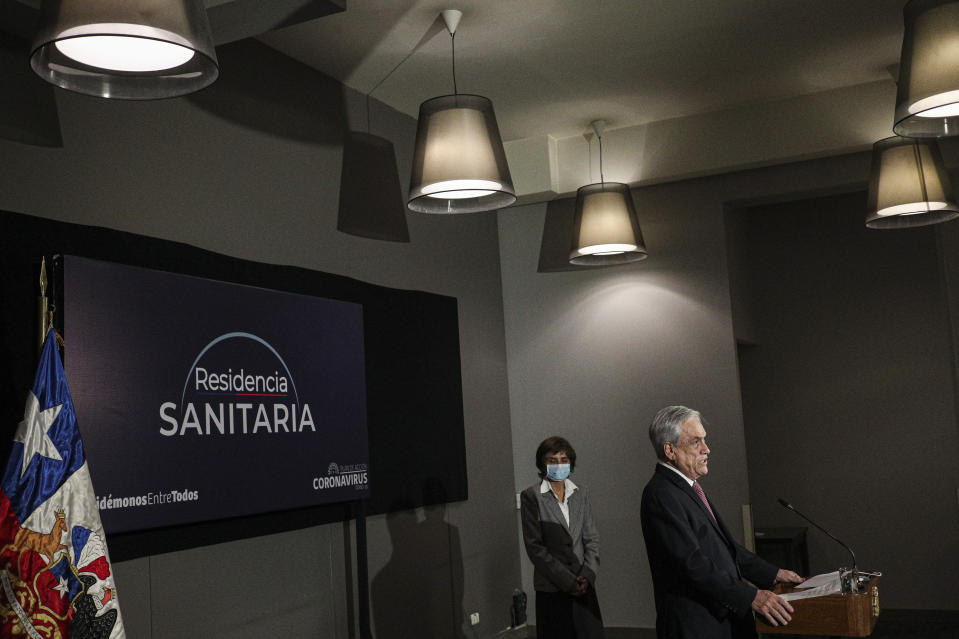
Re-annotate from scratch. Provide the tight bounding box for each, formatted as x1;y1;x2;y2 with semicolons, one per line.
0;332;125;638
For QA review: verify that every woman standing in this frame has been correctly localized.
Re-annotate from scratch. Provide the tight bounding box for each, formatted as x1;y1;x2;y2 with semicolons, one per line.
520;436;605;639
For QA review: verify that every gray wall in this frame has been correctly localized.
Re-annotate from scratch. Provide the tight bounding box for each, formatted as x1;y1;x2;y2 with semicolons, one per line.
4;35;959;637
0;41;520;638
733;191;959;610
500;151;959;628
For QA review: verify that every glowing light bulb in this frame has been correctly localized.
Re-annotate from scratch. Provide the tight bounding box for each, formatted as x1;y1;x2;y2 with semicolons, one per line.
580;243;636;256
422;179;501;199
55;24;195;72
910;90;959;118
877;201;949;217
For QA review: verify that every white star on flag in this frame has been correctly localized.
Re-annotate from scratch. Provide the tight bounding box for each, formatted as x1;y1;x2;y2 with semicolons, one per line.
14;390;63;478
53;575;70;599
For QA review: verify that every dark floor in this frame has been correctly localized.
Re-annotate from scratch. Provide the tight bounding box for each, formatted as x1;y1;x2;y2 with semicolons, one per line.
521;609;959;638
604;629;655;639
516;627;655;638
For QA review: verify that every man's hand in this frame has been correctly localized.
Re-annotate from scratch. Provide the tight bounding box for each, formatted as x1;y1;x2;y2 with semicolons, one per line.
752;589;794;626
775;569;803;584
569;575;588;596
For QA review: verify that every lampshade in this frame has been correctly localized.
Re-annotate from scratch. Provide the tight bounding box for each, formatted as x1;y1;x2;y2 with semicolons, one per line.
894;0;959;137
30;0;218;99
569;182;647;265
407;94;516;214
865;136;959;228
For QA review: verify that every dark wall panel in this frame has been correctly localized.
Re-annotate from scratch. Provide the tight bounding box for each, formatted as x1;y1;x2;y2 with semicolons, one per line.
735;191;959;610
0;209;467;560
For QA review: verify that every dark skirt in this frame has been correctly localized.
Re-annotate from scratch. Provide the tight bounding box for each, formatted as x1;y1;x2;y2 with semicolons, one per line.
535;586;604;639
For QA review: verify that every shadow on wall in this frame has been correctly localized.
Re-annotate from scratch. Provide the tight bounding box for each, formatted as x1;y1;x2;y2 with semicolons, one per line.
0;32;61;147
337;130;410;243
189;38;412;242
538;198;584;273
371;479;466;638
187;39;346;145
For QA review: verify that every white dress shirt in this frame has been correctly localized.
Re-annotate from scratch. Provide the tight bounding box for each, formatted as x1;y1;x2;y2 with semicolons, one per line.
658;461;694;486
540;478;578;526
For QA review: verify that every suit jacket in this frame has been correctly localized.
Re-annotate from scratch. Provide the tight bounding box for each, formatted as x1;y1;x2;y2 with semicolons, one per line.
640;464;777;639
521;481;600;593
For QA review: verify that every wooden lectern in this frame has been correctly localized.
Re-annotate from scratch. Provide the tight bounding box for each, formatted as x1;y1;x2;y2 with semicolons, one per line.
756;577;880;637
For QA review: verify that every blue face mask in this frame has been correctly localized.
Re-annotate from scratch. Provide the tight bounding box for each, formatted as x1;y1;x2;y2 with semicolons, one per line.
546;463;570;481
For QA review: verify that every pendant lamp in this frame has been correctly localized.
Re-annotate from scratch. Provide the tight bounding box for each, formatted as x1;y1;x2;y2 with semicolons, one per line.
407;10;515;214
569;121;647;265
894;0;959;137
865;136;959;228
31;0;218;99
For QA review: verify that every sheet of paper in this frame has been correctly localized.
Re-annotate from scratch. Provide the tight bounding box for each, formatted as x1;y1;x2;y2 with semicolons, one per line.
780;581;841;601
794;571;840;589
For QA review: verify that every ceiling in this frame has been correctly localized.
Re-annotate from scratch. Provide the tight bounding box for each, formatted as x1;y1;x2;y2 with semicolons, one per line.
260;0;906;141
0;0;914;200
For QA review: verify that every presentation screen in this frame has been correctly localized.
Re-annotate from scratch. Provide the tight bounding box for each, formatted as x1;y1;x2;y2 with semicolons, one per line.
63;256;369;534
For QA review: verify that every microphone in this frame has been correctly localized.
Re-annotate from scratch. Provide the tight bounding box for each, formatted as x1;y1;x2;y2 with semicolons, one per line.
777;497;856;572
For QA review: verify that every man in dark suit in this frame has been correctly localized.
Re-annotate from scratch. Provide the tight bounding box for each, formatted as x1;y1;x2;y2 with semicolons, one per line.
640;406;802;639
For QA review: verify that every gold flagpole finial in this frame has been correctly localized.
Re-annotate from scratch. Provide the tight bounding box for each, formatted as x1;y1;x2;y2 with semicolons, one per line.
39;257;47;298
38;257;50;353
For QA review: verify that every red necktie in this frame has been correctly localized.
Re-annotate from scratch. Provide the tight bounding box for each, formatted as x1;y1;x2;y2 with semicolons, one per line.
692;481;716;520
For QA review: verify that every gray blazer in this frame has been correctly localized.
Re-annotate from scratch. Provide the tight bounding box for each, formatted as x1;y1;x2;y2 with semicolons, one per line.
520;482;600;593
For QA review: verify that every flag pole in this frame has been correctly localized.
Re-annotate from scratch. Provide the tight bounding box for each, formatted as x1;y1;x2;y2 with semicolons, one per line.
37;257;49;353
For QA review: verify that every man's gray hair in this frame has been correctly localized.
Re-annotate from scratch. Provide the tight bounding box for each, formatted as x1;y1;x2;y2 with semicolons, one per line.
649;405;701;461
